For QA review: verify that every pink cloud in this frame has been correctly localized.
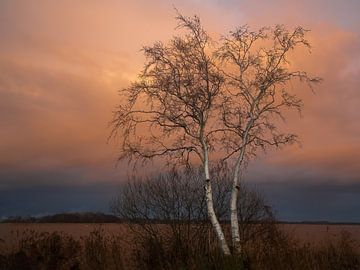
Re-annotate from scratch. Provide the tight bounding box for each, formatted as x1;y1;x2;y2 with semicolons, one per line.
0;0;359;187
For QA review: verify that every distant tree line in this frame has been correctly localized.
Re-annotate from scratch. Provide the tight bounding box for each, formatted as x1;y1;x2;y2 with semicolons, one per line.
1;212;121;223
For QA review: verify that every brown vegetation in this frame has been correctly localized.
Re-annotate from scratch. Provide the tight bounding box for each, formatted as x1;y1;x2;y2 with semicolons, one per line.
0;224;359;270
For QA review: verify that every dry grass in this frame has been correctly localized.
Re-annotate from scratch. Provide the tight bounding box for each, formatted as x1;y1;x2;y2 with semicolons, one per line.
0;226;126;270
0;224;359;270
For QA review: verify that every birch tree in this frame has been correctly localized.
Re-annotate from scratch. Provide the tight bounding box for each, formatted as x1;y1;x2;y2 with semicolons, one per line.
216;25;322;254
111;11;321;256
110;14;231;255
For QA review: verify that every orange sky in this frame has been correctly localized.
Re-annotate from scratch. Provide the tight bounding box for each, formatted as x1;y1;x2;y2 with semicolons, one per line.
1;0;360;191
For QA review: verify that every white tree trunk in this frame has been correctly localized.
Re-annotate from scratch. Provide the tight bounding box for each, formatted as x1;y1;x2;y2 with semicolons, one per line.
203;144;231;256
230;149;245;255
230;121;252;254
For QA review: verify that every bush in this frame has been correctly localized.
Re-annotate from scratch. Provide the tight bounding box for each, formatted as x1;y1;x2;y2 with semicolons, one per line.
0;227;126;270
0;230;81;270
82;226;125;270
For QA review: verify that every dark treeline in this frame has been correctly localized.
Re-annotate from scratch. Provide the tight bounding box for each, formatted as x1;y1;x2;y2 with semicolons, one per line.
1;213;121;224
3;213;360;225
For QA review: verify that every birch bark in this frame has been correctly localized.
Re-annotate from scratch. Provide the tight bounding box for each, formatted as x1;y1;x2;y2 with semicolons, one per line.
230;119;253;254
202;138;231;255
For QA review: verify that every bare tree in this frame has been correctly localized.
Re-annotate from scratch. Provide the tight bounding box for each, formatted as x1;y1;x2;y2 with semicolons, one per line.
215;25;322;254
110;13;231;255
111;11;321;256
111;166;232;268
111;166;275;268
236;183;276;247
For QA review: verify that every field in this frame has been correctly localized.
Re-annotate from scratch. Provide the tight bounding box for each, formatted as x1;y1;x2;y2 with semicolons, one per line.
1;223;360;249
1;223;360;269
1;223;360;246
280;224;360;247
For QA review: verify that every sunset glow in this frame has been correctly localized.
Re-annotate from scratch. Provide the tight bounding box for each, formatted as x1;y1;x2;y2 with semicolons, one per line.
1;0;359;221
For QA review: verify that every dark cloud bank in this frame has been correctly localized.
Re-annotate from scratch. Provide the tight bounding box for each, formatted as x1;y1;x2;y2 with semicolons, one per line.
1;163;359;223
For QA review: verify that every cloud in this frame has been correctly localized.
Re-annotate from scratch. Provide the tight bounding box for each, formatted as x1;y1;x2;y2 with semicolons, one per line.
0;0;359;219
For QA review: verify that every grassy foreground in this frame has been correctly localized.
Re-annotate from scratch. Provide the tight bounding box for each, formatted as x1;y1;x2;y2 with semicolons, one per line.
0;224;359;270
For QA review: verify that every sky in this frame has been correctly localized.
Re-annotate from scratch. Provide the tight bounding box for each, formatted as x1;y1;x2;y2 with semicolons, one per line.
0;0;360;222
